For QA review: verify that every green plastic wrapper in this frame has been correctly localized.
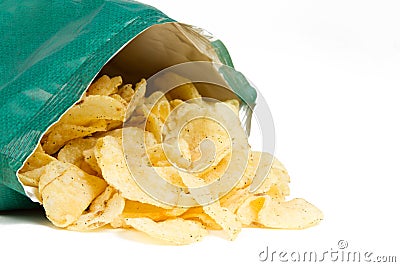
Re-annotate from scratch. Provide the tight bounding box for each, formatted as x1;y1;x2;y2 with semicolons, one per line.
0;0;256;210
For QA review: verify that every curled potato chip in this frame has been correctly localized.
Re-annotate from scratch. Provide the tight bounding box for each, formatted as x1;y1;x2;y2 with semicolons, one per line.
59;95;125;126
219;188;250;214
121;200;186;222
40;161;107;227
154;72;201;101
145;91;168;106
95;134;173;208
57;137;97;166
18;166;47;187
169;99;184;109
20;148;56;173
118;84;134;103
87;75;122;96
145;112;163;143
110;93;128;106
125;217;207;245
257;198;323;229
236;151;290;199
82;148;101;175
180;207;222;230
237;195;323;229
151;99;170;123
179;171;241;240
125;79;146;120
67;187;125;231
237;195;268;226
18;173;39;187
42;120;108;154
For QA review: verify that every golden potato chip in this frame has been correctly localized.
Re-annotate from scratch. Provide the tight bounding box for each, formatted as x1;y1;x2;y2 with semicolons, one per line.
236;195;268;226
118;83;134;103
57;137;97;166
59;95;125;126
87;75;121;96
179;171;241;240
40;162;107;227
125;217;207;245
18;166;49;187
110;93;128;107
257;198;323;229
154;72;201;101
125;79;146;119
38;160;71;193
219;188;250;213
180;207;221;230
122;200;185;221
145;91;168;106
42;121;108;154
67;187;125;231
150;99;170;123
19;148;56;173
95;134;173;208
145;112;163;143
146;144;169;167
18;173;39;187
82;148;102;175
153;166;186;188
169;99;184;109
236;151;290;199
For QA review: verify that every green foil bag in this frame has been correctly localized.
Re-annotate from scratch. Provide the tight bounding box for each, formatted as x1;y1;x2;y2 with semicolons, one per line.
0;0;256;210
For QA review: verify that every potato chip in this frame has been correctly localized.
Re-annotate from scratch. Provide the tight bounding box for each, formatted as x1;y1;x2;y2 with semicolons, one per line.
40;162;107;227
121;200;185;221
154;72;201;101
125;217;207;245
260;198;323;229
18;173;39;187
58;95;125;126
82;148;102;175
57;137;97;166
150;99;170;123
95;134;174;208
38;161;71;193
144;91;168;106
145;111;163;143
67;186;125;231
87;75;121;96
19;148;56;173
18;166;48;187
219;188;250;214
125;79;146;120
110;93;128;107
118;83;134;103
179;171;241;240
180;207;221;230
235;152;290;199
42;120;108;154
169;99;184;109
153;166;186;188
236;195;268;226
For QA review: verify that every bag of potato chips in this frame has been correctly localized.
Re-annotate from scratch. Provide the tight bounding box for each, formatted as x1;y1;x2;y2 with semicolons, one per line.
0;0;245;210
1;1;323;245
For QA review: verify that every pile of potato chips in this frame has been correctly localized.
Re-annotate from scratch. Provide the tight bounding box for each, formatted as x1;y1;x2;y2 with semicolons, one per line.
17;75;323;245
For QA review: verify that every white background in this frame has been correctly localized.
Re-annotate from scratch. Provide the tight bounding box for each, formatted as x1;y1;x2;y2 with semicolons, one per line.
1;1;399;266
